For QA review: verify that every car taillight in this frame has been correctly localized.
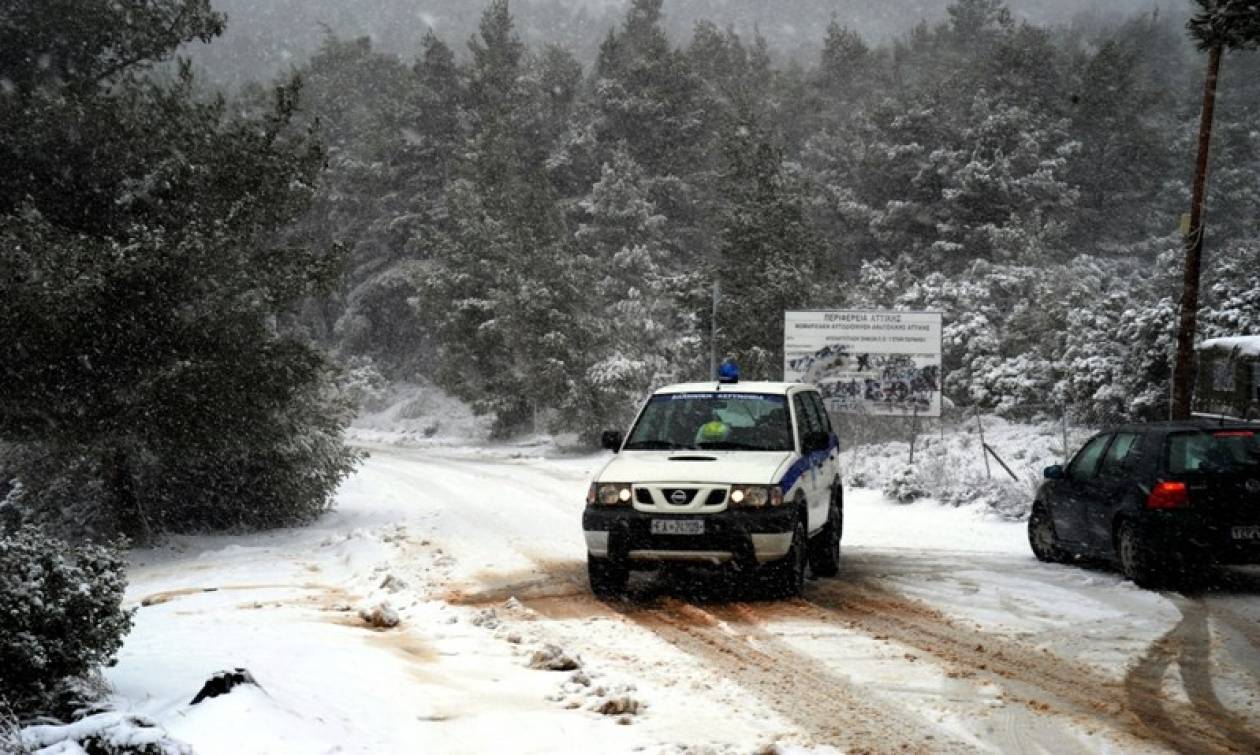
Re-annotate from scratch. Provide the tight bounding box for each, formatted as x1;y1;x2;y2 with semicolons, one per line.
1146;481;1189;509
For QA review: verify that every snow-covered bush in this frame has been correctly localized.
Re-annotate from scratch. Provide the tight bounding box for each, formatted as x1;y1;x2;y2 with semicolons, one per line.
845;416;1075;520
18;712;190;755
0;527;133;718
3;366;362;539
882;467;926;504
0;704;26;755
0;446;116;542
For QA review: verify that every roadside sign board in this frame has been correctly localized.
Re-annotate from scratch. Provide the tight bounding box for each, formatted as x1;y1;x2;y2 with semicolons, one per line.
784;310;944;417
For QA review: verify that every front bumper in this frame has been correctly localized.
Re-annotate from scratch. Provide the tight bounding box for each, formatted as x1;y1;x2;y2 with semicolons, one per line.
582;506;796;568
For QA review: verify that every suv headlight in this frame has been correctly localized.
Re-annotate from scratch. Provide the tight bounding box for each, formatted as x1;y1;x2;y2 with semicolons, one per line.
729;485;784;508
588;483;633;506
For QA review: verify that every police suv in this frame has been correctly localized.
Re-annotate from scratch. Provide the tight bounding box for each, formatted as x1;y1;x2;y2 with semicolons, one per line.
582;367;843;598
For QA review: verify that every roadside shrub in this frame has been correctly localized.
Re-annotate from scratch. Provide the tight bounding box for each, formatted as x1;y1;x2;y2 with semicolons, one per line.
18;712;191;755
0;445;117;541
882;467;927;504
2;368;362;539
0;526;133;717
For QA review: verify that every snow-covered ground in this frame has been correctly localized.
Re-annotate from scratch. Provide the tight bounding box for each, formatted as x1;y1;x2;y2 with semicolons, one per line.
96;443;1260;754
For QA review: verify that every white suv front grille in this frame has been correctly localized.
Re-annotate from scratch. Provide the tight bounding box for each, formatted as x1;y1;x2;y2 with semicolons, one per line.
632;485;729;512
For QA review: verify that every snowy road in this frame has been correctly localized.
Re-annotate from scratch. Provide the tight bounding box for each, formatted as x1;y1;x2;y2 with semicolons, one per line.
111;445;1260;754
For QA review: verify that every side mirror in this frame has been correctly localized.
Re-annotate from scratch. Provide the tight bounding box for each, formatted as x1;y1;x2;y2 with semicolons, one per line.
803;431;830;454
600;431;623;453
1043;464;1065;481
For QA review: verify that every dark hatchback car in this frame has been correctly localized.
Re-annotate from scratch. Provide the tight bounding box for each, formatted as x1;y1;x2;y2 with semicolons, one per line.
1029;419;1260;587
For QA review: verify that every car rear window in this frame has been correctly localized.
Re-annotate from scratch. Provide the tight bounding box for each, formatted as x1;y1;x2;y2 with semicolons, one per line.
1166;430;1260;475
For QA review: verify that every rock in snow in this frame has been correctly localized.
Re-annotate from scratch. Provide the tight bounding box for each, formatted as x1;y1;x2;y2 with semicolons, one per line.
190;668;261;705
359;602;401;629
528;643;582;671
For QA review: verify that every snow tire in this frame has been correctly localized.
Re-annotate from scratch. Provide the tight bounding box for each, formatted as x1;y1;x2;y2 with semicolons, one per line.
1117;521;1164;589
1028;504;1066;563
808;487;842;578
761;513;807;599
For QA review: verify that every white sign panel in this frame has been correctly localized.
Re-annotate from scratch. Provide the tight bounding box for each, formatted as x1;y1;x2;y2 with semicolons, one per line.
784;311;943;417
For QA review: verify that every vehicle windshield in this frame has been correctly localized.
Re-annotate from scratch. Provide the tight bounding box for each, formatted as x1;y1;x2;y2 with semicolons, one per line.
1167;430;1260;475
624;393;793;452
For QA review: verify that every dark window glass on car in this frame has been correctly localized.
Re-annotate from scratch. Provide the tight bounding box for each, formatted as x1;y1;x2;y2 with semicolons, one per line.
806;392;833;434
1166;430;1260;475
1069;434;1112;481
793;393;823;450
1098;432;1141;478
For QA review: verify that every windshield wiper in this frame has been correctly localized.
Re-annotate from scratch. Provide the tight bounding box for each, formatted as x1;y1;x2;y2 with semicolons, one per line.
623;439;684;450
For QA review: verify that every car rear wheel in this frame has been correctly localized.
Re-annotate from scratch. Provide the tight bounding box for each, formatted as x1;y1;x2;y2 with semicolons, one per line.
1117;521;1164;589
761;514;807;598
808;488;842;578
588;555;628;599
1028;504;1066;563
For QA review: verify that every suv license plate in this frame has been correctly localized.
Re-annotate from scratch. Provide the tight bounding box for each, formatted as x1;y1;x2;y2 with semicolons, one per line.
1232;526;1260;541
651;519;704;536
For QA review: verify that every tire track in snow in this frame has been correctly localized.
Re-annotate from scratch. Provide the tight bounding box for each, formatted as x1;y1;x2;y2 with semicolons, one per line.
722;600;1099;755
447;560;969;751
611;598;973;754
1124;597;1260;755
798;579;1250;754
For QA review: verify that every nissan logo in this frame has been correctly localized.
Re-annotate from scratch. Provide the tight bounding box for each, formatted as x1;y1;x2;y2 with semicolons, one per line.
669;489;688;505
1247;479;1260;494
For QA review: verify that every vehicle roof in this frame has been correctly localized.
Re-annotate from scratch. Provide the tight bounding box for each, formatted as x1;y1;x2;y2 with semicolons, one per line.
1101;418;1260;434
652;381;815;396
1197;335;1260;358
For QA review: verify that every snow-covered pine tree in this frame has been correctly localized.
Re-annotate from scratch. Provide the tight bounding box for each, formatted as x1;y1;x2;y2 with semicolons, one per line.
714;116;820;379
291;35;435;373
594;0;704;175
1065;38;1173;249
414;1;578;435
0;0;359;538
563;146;702;440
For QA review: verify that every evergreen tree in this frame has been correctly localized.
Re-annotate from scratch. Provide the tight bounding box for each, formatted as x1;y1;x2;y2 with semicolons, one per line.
293;35;431;371
563;146;702;438
713;117;820;379
415;1;577;434
819;20;871;103
594;0;704;174
1065;38;1172;247
0;1;358;538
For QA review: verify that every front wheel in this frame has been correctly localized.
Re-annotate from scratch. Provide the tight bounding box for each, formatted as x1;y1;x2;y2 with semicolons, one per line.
588;555;628;599
1028;504;1066;563
808;489;842;578
761;514;807;598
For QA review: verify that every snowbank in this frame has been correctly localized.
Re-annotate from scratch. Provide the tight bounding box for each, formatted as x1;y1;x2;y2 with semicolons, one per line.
350;380;492;447
349;381;584;454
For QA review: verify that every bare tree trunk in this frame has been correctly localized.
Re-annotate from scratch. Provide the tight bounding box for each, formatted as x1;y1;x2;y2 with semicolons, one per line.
1172;44;1223;420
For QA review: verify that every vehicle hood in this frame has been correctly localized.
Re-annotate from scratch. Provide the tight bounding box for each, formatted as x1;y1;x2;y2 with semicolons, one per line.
595;450;795;486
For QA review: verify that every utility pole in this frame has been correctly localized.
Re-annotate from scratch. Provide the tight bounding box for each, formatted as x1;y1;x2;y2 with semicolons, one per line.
1171;43;1223;420
709;280;720;379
